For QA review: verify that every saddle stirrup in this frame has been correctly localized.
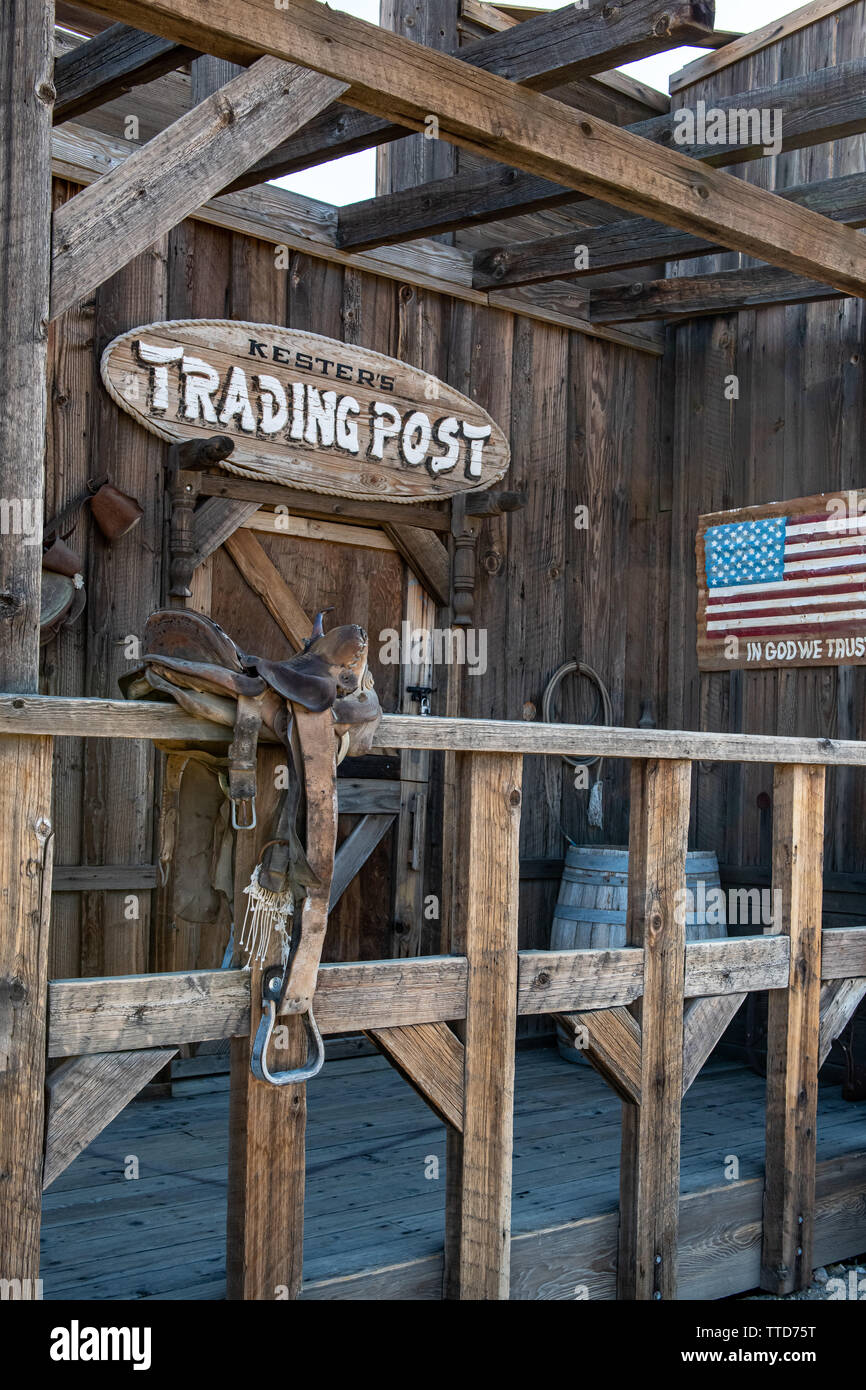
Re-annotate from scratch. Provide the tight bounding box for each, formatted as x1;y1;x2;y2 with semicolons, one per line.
251;964;325;1086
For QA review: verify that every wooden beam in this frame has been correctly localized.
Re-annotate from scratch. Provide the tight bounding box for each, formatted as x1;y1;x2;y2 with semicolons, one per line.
669;0;859;93
0;0;55;1298
223;0;713;195
456;752;522;1298
368;1022;464;1129
15;696;866;767
476;170;866;290
47;956;469;1055
50;59;348;318
681;993;746;1094
190;499;260;565
329;814;397;910
198;473;450;532
555;1007;642;1103
227;745;306;1300
50;120;663;357
618;758;691;1300
52;863;159;891
338;58;866;252
818;978;866;1067
822;926;866;978
53;23;198;124
43;1048;176;1188
591;266;845;324
75;0;866;296
223;528;311;651
762;764;825;1295
383;526;451;608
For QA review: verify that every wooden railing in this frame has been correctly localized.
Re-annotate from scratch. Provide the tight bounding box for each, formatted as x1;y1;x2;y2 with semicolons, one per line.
2;695;866;1300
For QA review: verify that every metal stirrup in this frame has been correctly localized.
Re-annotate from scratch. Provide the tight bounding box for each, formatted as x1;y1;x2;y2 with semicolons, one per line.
250;965;325;1086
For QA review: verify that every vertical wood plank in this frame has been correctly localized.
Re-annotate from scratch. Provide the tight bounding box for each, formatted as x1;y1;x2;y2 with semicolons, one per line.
457;751;522;1300
761;762;825;1294
226;746;306;1300
618;758;691;1301
0;0;55;1294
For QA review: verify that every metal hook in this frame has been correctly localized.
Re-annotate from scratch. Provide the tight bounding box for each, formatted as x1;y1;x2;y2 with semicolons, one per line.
250;965;325;1086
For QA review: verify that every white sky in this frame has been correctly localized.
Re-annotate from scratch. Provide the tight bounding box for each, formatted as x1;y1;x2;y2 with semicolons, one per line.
279;0;800;206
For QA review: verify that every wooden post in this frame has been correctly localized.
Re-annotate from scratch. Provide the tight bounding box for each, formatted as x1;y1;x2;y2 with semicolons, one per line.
761;763;825;1294
453;751;522;1299
618;758;691;1300
226;747;306;1300
0;0;55;1295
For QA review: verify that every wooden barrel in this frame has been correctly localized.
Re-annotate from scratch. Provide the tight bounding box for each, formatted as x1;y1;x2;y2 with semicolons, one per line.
551;845;726;1063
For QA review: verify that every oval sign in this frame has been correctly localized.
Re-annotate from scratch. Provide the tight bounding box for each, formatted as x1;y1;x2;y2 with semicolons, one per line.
101;320;510;502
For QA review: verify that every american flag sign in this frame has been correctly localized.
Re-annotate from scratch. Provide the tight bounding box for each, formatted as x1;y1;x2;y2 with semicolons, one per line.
696;492;866;670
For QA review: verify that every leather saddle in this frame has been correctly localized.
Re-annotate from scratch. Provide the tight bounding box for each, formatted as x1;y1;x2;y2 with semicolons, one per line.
122;608;382;1086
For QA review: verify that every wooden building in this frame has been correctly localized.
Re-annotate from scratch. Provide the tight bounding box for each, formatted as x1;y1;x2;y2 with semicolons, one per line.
1;0;866;1302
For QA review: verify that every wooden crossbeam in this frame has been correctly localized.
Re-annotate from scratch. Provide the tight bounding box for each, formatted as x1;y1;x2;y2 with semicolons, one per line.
383;525;451;608
222;0;712;195
618;758;691;1300
555;1007;642;1103
223;527;311;650
818;977;866;1068
475;171;866;290
368;1022;465;1129
330;815;397;909
77;0;866;296
50;59;348;318
15;696;866;767
668;0;859;93
337;57;866;252
42;930;866;1058
53;23;198;124
762;764;825;1296
681;993;746;1094
590;266;845;324
43;1048;177;1188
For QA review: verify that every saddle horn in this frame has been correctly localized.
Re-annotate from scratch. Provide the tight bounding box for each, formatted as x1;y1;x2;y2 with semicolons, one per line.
305;608;335;649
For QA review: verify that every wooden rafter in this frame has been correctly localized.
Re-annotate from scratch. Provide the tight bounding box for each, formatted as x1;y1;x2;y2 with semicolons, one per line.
50;59;348;319
590;266;845;324
339;57;866;252
476;170;866;290
818;977;866;1067
74;0;866;295
222;0;707;195
53;23;198;123
50;120;661;356
681;993;746;1094
669;0;859;92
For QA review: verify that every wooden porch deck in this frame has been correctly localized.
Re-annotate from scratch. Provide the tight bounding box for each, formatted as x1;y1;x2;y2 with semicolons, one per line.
40;1046;866;1300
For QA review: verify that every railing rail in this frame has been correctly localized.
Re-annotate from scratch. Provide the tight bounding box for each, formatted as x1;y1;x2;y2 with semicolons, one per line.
2;694;866;765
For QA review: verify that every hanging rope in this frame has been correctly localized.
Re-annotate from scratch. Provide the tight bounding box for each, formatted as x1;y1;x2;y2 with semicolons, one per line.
542;660;613;844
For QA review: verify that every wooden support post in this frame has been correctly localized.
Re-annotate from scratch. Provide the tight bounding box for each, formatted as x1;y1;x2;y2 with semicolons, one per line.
618;758;691;1300
452;751;522;1300
0;0;55;1297
761;764;825;1295
226;747;305;1300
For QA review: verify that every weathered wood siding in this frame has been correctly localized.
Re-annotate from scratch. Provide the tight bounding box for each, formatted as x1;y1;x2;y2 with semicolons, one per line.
43;202;665;971
668;0;866;878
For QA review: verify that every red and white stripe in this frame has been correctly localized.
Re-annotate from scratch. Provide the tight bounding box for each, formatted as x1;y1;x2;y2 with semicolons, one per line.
706;513;866;639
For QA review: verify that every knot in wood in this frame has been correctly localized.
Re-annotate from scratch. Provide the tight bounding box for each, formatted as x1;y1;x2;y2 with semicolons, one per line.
509;788;522;808
579;121;593;137
36;79;56;105
652;14;673;36
535;970;550;987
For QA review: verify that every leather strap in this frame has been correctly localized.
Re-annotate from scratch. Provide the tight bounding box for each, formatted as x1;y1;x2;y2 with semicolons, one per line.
279;705;338;1016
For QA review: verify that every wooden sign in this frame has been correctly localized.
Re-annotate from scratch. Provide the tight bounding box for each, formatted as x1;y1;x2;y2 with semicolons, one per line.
101;320;509;502
697;490;866;670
